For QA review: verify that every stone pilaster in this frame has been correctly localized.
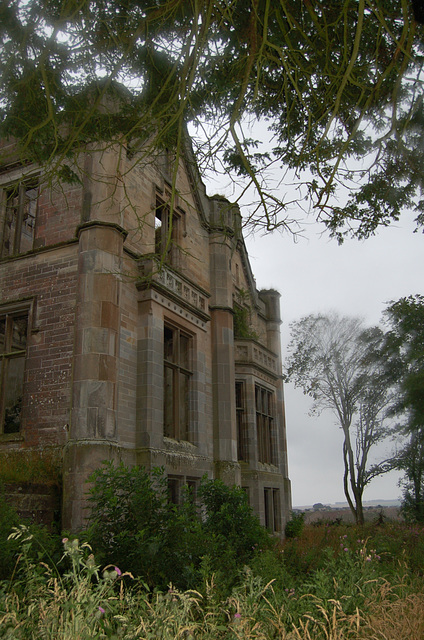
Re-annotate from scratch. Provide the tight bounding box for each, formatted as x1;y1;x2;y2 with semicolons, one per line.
62;221;127;530
209;198;240;485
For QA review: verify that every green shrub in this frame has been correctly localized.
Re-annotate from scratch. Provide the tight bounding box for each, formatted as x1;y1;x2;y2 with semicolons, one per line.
199;478;271;562
0;486;21;580
85;462;202;590
85;463;272;593
197;478;272;594
284;511;305;538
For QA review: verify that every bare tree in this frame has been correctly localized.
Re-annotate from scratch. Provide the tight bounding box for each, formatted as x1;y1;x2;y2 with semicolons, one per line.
285;314;393;524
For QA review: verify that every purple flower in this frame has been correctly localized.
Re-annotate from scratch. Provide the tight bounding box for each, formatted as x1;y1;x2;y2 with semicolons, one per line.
234;613;241;619
114;566;122;576
98;606;105;615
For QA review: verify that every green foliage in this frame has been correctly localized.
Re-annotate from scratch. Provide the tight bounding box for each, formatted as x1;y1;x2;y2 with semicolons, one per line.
0;1;423;239
0;486;21;580
198;477;271;590
2;522;424;639
382;295;424;522
86;462;202;590
86;463;271;592
0;486;62;583
284;511;305;539
233;304;259;340
0;448;62;486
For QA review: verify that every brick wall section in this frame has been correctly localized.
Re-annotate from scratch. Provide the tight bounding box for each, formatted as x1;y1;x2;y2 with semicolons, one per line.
4;482;61;528
35;182;83;248
0;244;78;446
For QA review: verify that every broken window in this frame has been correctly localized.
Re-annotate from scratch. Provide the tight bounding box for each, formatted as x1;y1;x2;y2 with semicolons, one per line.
163;324;192;440
236;381;248;461
255;385;276;464
0;311;29;434
154;197;182;266
1;180;38;258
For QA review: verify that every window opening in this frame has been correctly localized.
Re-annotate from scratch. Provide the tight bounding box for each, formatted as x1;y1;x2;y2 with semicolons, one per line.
164;324;192;440
0;311;28;434
155;197;181;265
1;180;38;258
264;487;281;532
167;475;199;506
255;385;276;464
168;477;181;505
236;381;248;461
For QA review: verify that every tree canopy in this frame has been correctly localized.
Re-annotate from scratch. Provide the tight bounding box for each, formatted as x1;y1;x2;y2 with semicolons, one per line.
1;1;423;239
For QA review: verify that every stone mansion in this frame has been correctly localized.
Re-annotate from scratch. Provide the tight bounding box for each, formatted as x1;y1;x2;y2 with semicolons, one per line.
0;132;291;532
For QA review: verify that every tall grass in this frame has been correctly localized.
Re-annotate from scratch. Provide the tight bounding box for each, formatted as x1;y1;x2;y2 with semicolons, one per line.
1;520;424;639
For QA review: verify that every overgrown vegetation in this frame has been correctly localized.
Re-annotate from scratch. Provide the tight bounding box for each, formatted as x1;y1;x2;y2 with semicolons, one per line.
0;448;62;486
85;462;271;592
2;514;424;638
2;463;424;638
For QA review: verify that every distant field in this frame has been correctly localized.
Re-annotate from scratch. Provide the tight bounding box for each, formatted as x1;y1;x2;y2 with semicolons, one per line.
302;504;401;525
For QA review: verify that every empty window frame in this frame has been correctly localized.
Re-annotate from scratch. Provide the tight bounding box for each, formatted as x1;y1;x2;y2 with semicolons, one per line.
164;324;192;440
264;487;281;533
255;385;276;464
167;475;199;505
1;180;38;258
0;310;29;434
154;197;182;265
235;380;248;461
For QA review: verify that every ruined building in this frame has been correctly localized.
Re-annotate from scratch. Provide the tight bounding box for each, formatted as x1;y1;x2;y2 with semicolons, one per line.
0;133;291;532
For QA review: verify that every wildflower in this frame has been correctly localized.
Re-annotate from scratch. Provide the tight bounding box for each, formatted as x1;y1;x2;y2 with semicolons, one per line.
62;537;68;544
344;547;348;552
114;566;122;576
98;607;105;616
234;613;241;619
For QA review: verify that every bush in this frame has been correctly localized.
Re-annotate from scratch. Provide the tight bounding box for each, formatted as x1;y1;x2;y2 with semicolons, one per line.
199;478;271;562
0;485;21;580
0;485;62;584
85;462;202;590
197;478;272;593
285;511;305;538
85;463;272;592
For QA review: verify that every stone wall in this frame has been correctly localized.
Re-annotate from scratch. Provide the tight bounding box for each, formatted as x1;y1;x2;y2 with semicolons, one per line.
4;482;61;528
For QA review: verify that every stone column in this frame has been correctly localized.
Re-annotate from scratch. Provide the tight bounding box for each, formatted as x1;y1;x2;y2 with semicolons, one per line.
62;221;127;530
209;198;240;485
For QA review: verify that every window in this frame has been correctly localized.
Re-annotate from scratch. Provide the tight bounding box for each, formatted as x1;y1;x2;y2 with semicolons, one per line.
1;180;38;258
236;381;248;461
0;310;29;434
264;488;281;532
164;324;192;440
255;385;276;464
155;197;182;266
167;475;199;505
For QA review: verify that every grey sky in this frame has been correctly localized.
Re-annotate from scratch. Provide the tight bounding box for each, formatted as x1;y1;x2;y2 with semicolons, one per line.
246;215;424;506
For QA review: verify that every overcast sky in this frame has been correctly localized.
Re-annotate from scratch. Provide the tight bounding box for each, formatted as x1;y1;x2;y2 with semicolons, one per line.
246;215;424;507
198;116;424;507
